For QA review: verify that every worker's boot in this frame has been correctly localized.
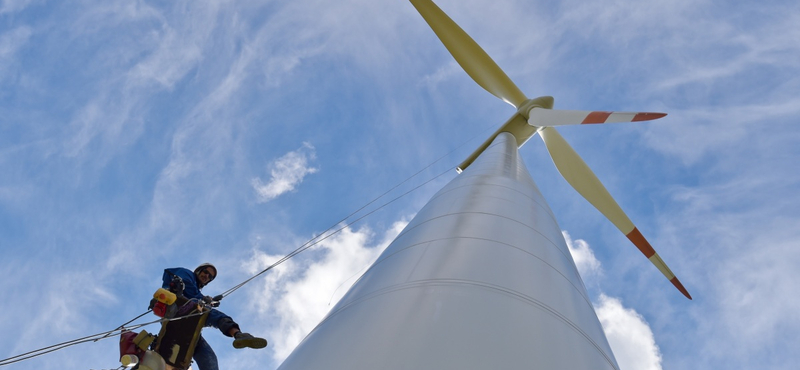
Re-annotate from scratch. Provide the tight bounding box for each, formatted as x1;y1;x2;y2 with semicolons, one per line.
233;332;268;349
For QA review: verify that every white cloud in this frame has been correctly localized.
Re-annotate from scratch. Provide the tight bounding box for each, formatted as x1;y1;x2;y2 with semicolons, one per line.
252;142;319;203
565;231;663;370
596;294;663;370
242;220;406;364
564;230;602;281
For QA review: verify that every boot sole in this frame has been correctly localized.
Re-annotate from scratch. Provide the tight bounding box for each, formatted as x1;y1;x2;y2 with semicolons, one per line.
233;337;268;349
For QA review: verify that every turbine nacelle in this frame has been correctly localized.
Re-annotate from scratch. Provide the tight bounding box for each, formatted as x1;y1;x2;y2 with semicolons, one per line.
517;96;555;119
457;96;553;172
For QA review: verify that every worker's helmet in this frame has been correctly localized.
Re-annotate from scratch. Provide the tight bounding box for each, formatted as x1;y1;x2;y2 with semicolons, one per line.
194;263;217;287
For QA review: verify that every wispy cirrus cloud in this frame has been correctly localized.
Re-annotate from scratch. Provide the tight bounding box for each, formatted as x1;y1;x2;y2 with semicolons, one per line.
0;26;31;76
252;143;319;203
0;0;33;15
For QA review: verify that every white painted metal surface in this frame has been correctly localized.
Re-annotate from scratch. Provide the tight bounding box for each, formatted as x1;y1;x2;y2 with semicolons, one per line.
277;132;619;369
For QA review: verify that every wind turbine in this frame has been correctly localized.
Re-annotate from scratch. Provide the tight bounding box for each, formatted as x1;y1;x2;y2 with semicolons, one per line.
277;0;690;368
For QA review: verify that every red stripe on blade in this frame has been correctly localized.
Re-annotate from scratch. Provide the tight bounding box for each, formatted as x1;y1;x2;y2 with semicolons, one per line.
671;277;692;300
582;111;612;124
626;227;656;258
632;112;667;121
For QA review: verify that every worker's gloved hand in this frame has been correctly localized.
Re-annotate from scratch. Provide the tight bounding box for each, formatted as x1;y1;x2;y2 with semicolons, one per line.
169;276;184;294
203;295;223;307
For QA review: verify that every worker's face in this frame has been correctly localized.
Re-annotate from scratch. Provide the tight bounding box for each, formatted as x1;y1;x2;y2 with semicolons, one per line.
198;267;217;285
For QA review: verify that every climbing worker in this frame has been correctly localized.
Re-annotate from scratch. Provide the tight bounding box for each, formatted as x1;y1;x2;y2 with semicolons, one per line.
161;263;267;370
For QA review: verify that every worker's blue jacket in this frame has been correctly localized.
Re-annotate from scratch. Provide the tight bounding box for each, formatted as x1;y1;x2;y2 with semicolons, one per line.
161;267;239;336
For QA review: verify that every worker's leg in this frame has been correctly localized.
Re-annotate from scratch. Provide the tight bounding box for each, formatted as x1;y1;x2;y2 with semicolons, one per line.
192;335;219;370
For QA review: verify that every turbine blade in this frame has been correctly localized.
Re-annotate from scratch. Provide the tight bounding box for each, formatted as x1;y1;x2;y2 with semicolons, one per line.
528;108;667;126
538;127;692;299
410;0;527;108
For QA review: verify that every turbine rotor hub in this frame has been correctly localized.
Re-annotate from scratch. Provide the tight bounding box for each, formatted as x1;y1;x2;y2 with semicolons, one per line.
516;96;555;120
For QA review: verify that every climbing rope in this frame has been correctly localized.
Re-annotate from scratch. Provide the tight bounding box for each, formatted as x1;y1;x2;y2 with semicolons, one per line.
0;311;204;366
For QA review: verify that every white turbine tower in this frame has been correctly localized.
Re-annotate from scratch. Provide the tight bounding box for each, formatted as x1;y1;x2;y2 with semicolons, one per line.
277;1;690;369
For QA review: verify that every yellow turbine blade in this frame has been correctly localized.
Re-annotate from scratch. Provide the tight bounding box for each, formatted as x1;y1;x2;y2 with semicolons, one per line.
538;127;692;299
410;0;527;108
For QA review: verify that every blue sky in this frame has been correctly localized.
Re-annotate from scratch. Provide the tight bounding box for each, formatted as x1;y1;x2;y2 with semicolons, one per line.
1;0;798;369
